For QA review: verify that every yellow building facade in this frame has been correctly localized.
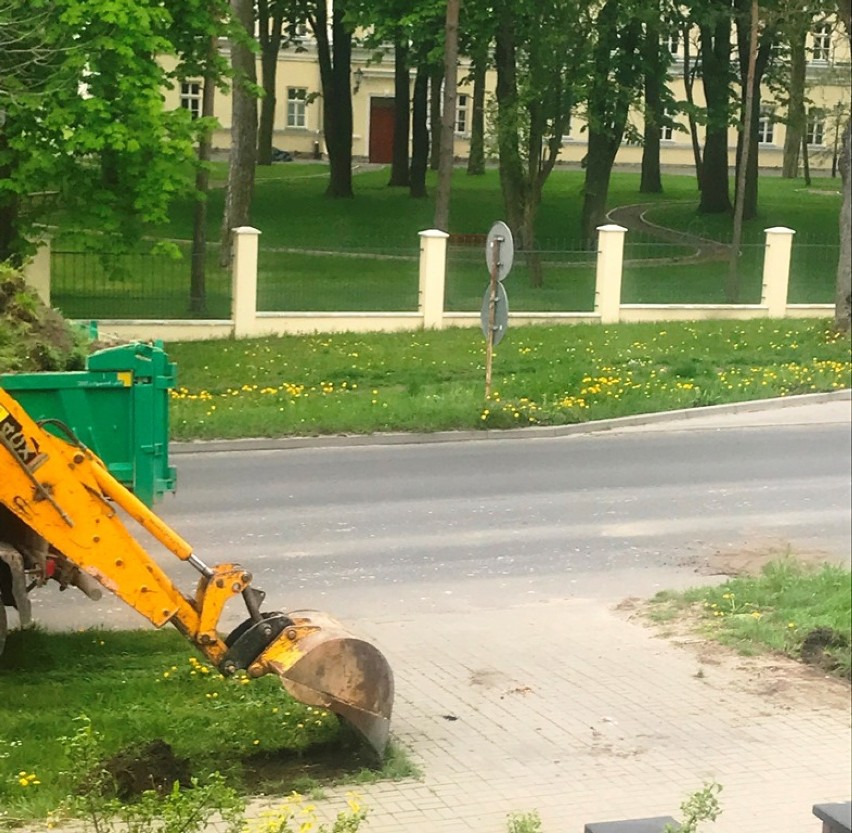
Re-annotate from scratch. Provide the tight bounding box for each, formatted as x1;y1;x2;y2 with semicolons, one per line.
162;22;851;173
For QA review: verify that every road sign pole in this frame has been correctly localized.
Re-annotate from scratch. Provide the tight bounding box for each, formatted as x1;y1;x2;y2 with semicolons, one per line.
484;236;502;400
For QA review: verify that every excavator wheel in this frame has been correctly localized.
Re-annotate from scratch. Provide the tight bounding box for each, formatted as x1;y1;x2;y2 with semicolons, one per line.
0;601;6;657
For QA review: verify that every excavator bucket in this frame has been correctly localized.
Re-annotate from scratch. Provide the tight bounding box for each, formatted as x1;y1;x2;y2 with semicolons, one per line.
253;611;394;757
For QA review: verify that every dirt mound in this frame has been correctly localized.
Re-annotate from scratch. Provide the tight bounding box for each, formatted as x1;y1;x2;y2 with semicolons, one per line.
0;265;88;373
103;739;193;800
800;626;851;678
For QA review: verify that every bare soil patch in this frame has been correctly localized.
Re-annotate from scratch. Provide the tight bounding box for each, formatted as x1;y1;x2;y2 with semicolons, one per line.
698;544;843;578
625;599;851;713
622;547;852;713
102;740;192;800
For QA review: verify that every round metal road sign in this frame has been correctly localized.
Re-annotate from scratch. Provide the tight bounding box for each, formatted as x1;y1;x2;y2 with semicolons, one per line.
485;221;514;282
480;282;509;345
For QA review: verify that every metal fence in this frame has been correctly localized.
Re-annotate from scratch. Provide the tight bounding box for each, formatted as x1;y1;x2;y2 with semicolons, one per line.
446;237;598;312
49;230;840;320
256;242;420;312
51;242;232;320
788;233;840;304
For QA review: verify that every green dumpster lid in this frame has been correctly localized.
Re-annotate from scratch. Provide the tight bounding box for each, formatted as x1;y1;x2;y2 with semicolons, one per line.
86;341;173;380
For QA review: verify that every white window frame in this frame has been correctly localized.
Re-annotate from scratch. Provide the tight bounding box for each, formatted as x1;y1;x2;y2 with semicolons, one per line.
811;23;831;62
660;108;675;141
287;87;307;129
665;32;680;57
757;108;775;144
456;93;469;135
180;81;202;119
806;110;826;146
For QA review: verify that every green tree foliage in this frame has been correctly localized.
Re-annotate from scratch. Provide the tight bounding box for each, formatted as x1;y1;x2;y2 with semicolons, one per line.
835;0;851;330
580;0;645;247
0;0;225;264
351;0;444;194
491;0;588;283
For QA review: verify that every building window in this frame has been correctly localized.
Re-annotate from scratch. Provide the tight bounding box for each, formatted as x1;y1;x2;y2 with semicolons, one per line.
806;110;826;146
180;81;202;119
811;23;831;62
665;32;679;57
456;93;469;134
660;109;675;141
287;87;307;128
757;108;775;144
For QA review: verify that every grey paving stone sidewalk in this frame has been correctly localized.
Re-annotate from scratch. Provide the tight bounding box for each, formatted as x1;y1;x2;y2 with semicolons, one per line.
260;596;851;833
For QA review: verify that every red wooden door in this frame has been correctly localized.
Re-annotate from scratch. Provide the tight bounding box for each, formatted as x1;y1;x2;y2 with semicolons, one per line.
369;98;395;163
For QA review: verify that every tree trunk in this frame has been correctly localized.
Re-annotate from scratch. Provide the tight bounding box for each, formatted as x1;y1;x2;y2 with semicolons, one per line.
315;2;354;198
257;2;284;167
682;25;704;190
219;0;258;266
640;17;664;194
699;19;732;214
802;130;812;186
733;105;760;221
429;65;444;171
257;54;277;166
734;1;774;222
522;203;543;288
782;27;806;179
190;57;217;314
433;0;459;231
836;118;851;331
581;132;619;248
580;1;639;247
729;0;759;304
467;47;487;176
388;36;411;187
410;63;429;198
494;9;524;237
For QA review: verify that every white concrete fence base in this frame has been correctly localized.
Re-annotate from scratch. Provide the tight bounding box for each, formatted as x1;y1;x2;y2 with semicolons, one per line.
21;224;831;342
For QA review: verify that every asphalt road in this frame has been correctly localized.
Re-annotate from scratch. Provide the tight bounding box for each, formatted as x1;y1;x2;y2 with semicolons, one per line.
29;403;852;630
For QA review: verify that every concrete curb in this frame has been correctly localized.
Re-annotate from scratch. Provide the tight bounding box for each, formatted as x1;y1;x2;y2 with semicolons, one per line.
170;389;851;455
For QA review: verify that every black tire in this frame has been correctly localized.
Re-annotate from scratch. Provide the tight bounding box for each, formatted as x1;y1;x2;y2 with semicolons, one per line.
0;603;7;658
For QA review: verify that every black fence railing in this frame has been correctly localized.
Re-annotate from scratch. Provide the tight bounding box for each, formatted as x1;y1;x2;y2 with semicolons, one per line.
51;243;231;320
49;231;839;319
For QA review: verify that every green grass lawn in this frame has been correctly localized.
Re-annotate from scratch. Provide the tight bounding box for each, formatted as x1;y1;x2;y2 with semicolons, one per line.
0;628;407;825
49;166;845;319
647;559;852;679
164;319;852;441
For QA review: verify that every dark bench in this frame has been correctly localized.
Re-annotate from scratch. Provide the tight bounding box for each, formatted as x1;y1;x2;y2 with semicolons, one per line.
447;233;488;247
814;802;852;833
584;818;680;833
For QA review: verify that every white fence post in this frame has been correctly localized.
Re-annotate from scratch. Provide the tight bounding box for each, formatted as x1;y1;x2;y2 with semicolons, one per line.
418;229;448;329
594;224;627;324
232;226;261;338
23;238;52;307
761;227;795;318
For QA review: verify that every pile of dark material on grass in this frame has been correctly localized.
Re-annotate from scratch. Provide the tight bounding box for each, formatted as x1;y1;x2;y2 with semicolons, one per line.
0;264;87;373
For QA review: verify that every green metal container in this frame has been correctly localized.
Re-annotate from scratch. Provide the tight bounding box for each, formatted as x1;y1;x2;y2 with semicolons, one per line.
0;342;176;506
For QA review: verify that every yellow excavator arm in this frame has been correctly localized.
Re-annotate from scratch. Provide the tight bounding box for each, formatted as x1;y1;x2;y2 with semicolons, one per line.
0;388;393;755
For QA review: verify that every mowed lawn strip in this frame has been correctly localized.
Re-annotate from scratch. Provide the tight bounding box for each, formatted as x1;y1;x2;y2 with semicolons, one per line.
165;319;852;441
0;628;401;824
